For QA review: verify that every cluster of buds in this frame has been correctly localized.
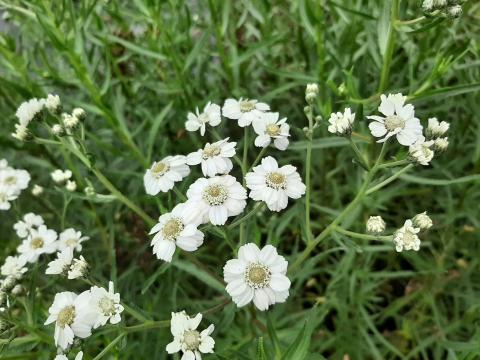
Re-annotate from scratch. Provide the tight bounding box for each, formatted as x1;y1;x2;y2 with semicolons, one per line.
61;107;85;131
366;216;387;234
422;0;463;19
305;83;319;105
426;117;449;152
393;211;433;252
51;169;77;192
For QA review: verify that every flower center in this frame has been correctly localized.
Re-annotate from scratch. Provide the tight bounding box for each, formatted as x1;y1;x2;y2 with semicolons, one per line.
245;263;271;289
98;296;116;316
198;113;210;124
151;162;169;176
202;144;221;159
3;176;17;185
265;172;287;190
183;330;201;350
266;124;280;136
402;230;417;247
65;239;78;247
30;237;44;249
57;305;76;328
202;184;228;206
162;217;184;240
384;115;405;132
239;100;255;112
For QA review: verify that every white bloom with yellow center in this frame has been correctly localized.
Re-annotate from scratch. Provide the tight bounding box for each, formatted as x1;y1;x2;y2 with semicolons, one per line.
393;220;421;252
245;156;306;212
367;93;423;146
166;311;215;360
223;243;291;311
89;281;124;328
13;212;44;238
327;108;355;135
15;98;45;126
44;291;96;350
186;138;236;177
186;175;247;225
222;98;270;127
1;255;28;278
409;140;434;166
252;112;290;150
58;228;89;252
0;168;30;193
144;156;190;195
150;203;204;262
17;225;58;263
185;102;221;136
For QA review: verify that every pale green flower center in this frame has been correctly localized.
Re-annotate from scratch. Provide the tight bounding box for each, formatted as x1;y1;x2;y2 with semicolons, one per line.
202;184;228;206
183;330;201;350
162;217;184;240
265;172;287;190
202;144;221;159
266;124;280;136
239;100;255;112
151;162;169;176
57;305;76;328
98;296;116;316
3;176;17;185
66;238;78;247
30;237;44;249
198;113;209;123
384;115;405;132
246;263;271;289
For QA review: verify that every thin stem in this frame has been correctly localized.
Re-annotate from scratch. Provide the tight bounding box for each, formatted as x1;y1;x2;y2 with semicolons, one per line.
348;137;370;170
378;159;409;169
239;127;249;245
333;225;392;241
378;0;399;93
365;164;414;195
305;107;314;243
228;202;265;231
249;146;268;171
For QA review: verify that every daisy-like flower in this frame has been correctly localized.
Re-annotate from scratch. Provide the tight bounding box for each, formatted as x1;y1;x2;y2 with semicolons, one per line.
58;228;89;252
186;175;247;225
68;256;89;279
252;112;290;151
89;281;124;328
409;140;434;166
426;117;449;138
149;203;204;262
367;93;423;146
223;243;290;311
186;138;236;177
412;211;433;230
46;248;73;276
222;98;270;127
245;156;306;212
166;311;215;360
393;220;421;252
17;225;58;263
144;156;190;195
44;291;96;350
366;216;386;234
51;169;72;184
55;352;83;360
0;168;30;192
1;255;28;278
185;102;221;136
15;98;45;126
0;184;19;211
13;212;44;238
327;108;355;136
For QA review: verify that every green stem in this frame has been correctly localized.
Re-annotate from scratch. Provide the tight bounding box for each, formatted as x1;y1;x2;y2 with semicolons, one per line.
365;164;414;195
249;146;268;171
348;137;370;170
378;0;399;93
378;159;409;169
228;202;265;231
332;225;392;241
305;108;314;243
239;127;250;245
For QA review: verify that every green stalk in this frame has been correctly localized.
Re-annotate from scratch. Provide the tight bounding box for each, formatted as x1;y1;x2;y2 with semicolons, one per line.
378;0;399;93
239;127;250;245
365;164;414;195
305;107;314;243
333;225;392;241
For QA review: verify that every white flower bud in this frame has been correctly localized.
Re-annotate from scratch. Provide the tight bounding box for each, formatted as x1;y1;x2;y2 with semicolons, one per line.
433;137;449;152
62;113;79;129
409;140;435;166
11;124;30;141
11;284;24;296
327;108;355;136
427;118;449;138
447;4;462;18
45;94;61;113
0;276;17;292
68;256;89;279
306;83;319;96
72;108;86;121
31;184;44;196
412;211;433;230
366;216;386;234
422;0;435;11
51;124;64;136
84;186;95;197
65;180;77;192
434;0;448;8
51;169;72;183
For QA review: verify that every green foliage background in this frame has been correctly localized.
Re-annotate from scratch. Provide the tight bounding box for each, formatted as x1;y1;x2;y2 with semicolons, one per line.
1;0;480;359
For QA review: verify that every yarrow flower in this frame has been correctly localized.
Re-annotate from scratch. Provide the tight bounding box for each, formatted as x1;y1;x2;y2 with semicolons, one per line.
409;140;435;166
0;184;18;210
149;203;204;262
222;98;270;127
327;108;355;135
186;175;247;225
67;256;89;279
62;113;79;129
11;124;30;141
51;169;73;184
45;94;61;113
13;212;44;238
433;137;449;151
185;102;221;136
144;156;190;195
1;255;28;278
223;243;291;311
245;156;306;212
252;112;290;151
186;138;236;177
0;167;30;193
66;180;77;192
393;220;421;252
426;117;449;138
367;93;423;146
55;352;83;360
15;98;45;126
32;184;44;196
412;211;433;230
58;228;89;252
46;248;74;276
166;311;215;360
366;216;386;234
89;281;124;328
17;225;58;263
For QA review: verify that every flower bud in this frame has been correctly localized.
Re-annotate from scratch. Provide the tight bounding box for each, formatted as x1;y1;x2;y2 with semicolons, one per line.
412;212;433;230
447;4;462;18
84;186;96;197
11;284;24;296
434;0;448;8
433;137;449;152
51;124;64;136
63;113;79;129
409;141;434;166
68;256;89;279
11;124;30;142
422;0;435;11
72;108;86;121
66;180;77;192
45;94;61;114
0;276;17;292
366;216;386;234
31;184;44;196
306;83;319;96
327;108;355;136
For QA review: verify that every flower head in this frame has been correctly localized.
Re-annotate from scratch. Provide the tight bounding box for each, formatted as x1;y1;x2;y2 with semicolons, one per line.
0;184;19;211
367;93;423;146
144;156;190;195
89;281;124;328
393;220;421;252
32;184;44;196
222;98;270;127
245;156;306;212
72;108;86;121
66;180;77;192
46;248;74;276
412;211;433;230
426;117;449;138
1;255;28;278
52;124;64;136
366;216;386;234
328;108;355;135
409;140;435;166
17;225;58;263
14;212;44;238
67;256;89;279
433;137;449;152
11;124;30;141
58;228;89;252
166;311;215;359
224;243;290;311
62;113;79;129
185;102;221;136
15;98;45;126
45;94;61;113
186;138;236;177
55;352;83;360
252;112;290;151
51;169;72;184
0;168;30;192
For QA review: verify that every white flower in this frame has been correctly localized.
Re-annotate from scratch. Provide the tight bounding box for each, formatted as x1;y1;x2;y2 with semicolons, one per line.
55;352;83;360
306;83;319;96
150;203;204;262
0;168;30;192
58;228;89;252
409;140;434;166
367;93;423;146
245;157;306;212
17;225;58;263
412;211;433;230
0;184;18;210
67;256;89;279
144;156;190;195
63;113;79;129
15;98;45;126
223;243;290;311
422;0;434;11
11;124;29;141
433;137;449;151
13;212;44;238
1;256;28;278
166;311;215;360
66;180;77;192
426;117;449;138
51;169;72;183
186;138;236;177
327;108;355;135
44;291;96;350
366;216;386;234
447;4;462;18
32;184;44;196
72;108;86;120
0;159;8;170
185;102;221;136
252;112;290;151
186;175;247;225
45;94;61;113
89;281;124;328
222;98;270;127
46;248;74;276
52;124;64;136
393;220;421;252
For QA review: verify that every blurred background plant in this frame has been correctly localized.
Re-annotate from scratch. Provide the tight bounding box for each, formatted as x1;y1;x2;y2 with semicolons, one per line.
0;0;479;359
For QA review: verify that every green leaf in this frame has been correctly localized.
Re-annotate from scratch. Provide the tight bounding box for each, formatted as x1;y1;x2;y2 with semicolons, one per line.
399;173;480;186
257;337;268;360
410;83;480;102
377;0;392;57
171;259;225;293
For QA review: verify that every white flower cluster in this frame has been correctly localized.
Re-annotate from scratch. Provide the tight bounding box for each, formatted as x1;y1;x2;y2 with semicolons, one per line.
393;212;433;252
51;169;77;192
422;0;463;18
0;159;31;211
